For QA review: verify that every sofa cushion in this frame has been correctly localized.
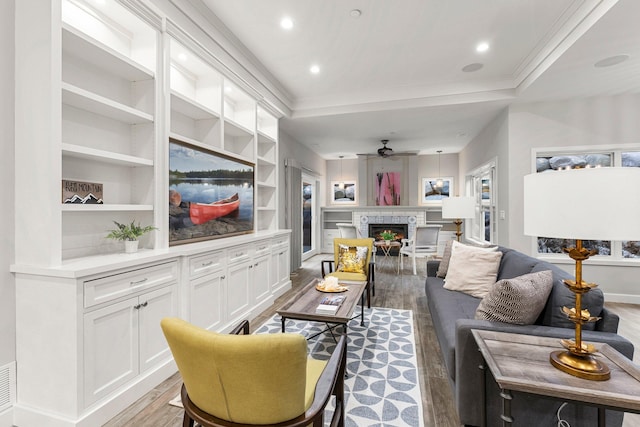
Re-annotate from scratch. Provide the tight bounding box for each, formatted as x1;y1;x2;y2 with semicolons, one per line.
531;262;604;331
425;276;481;381
496;247;540;280
475;270;553;325
444;243;502;298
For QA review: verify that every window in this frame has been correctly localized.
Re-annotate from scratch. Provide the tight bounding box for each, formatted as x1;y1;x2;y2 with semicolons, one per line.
467;160;496;244
534;147;640;259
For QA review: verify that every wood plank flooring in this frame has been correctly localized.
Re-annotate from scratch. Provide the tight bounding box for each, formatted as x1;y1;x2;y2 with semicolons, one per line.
104;255;640;427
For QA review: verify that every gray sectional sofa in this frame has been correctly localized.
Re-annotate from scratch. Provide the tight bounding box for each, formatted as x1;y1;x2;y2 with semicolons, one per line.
425;245;635;427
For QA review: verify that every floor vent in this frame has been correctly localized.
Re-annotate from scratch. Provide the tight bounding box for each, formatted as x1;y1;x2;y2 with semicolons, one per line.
0;362;16;411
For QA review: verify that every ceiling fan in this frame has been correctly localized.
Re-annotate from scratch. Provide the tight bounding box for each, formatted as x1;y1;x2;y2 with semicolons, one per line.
359;140;416;158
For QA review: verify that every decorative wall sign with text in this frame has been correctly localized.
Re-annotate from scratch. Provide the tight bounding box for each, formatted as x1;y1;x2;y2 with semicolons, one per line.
62;180;103;204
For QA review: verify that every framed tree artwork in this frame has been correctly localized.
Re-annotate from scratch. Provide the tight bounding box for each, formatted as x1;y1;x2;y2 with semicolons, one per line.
331;181;356;204
421;177;452;204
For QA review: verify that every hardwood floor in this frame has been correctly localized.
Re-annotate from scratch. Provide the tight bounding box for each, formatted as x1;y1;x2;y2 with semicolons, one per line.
104;255;640;427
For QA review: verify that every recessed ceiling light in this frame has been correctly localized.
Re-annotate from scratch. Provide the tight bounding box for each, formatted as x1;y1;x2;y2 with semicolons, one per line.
310;65;320;74
476;42;489;53
224;86;232;93
594;54;629;68
462;63;483;72
178;53;187;62
350;9;362;18
280;16;293;30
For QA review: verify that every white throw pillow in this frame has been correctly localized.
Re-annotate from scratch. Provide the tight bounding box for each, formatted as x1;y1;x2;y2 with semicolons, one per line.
443;242;502;298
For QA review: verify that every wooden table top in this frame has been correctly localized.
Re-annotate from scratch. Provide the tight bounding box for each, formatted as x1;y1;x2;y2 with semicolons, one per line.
277;278;366;324
472;330;640;412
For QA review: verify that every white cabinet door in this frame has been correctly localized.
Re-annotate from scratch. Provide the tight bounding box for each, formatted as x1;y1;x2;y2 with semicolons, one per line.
253;254;271;304
139;286;178;373
226;260;251;322
83;285;177;407
84;299;138;407
190;270;225;332
277;247;290;286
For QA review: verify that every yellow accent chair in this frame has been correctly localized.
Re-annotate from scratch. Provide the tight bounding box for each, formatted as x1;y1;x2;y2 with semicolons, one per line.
160;317;346;427
321;238;374;309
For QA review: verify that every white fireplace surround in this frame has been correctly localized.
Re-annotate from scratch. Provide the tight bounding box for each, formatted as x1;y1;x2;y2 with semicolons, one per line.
353;210;425;239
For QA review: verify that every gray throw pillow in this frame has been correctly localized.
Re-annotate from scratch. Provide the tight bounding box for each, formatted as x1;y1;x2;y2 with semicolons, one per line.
475;270;553;325
436;240;454;278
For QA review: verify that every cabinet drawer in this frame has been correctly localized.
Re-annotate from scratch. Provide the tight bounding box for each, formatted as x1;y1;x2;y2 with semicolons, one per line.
271;236;289;250
254;240;271;257
227;245;251;265
84;261;178;308
189;251;224;278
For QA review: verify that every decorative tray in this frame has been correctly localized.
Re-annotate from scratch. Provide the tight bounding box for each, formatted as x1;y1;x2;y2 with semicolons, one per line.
315;283;348;293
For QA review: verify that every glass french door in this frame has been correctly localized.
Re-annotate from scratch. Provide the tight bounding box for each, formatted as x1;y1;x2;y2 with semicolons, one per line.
302;176;317;260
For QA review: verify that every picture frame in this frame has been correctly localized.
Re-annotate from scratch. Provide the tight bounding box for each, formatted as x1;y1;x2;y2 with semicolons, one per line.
421;177;452;204
331;181;357;204
169;137;255;245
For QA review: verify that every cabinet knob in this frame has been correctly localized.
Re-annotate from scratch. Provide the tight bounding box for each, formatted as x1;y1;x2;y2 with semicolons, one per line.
221;275;226;279
201;261;214;267
130;278;148;285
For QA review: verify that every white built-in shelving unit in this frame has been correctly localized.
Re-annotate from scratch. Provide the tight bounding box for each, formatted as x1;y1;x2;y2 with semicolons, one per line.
13;1;288;426
58;0;160;260
256;106;279;231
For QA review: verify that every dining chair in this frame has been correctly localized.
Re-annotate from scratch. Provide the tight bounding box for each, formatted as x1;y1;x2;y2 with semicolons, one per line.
399;224;442;275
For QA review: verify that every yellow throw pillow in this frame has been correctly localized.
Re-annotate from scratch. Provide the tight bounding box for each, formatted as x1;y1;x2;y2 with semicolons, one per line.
336;244;367;274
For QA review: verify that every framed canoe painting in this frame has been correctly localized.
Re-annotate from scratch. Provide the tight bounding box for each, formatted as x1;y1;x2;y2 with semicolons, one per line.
169;137;254;245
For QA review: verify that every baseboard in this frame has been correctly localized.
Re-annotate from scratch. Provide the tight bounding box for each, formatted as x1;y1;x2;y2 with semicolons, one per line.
13;360;177;427
604;293;640;305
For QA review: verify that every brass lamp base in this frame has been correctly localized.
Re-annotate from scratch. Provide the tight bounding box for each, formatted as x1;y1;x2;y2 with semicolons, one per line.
453;219;463;242
550;350;610;381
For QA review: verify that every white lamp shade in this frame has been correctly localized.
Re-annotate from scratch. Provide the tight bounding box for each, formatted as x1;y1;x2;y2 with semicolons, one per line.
442;196;475;219
524;167;640;241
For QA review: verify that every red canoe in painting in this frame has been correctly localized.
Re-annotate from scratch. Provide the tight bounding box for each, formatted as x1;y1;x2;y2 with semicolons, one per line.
189;193;240;225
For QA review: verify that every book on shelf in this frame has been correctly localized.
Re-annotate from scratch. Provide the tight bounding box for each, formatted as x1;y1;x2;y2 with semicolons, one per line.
316;295;346;315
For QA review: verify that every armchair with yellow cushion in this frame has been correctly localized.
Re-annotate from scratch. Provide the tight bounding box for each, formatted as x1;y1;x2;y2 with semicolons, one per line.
161;317;346;427
321;237;374;308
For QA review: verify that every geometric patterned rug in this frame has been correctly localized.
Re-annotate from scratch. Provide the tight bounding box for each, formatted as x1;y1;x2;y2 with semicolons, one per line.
255;307;425;427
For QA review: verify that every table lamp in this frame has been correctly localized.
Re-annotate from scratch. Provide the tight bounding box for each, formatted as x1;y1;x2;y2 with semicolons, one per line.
442;196;475;241
524;167;640;380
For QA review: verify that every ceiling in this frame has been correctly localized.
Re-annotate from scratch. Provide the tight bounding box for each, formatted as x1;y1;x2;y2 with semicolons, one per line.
200;0;640;159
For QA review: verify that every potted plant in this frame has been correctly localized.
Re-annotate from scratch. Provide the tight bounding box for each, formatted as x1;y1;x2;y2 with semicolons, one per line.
379;230;397;245
106;221;157;253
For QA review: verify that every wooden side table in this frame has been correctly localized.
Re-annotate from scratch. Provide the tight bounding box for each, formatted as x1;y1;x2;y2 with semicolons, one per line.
472;330;640;427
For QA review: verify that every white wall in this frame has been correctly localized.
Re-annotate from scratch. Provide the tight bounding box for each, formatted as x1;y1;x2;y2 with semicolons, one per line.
461;95;640;301
325;153;459;207
459;109;509;244
278;130;327;229
0;0;15;369
0;1;15;424
507;94;640;301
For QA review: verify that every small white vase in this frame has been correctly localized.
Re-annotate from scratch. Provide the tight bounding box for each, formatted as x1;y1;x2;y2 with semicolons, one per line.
385;240;391;246
124;240;139;254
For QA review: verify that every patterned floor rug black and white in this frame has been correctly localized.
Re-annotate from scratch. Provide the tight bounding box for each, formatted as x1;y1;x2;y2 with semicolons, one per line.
255;307;424;427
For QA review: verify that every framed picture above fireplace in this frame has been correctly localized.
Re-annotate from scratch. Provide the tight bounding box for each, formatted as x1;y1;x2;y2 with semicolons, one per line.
331;181;357;204
421;177;452;204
